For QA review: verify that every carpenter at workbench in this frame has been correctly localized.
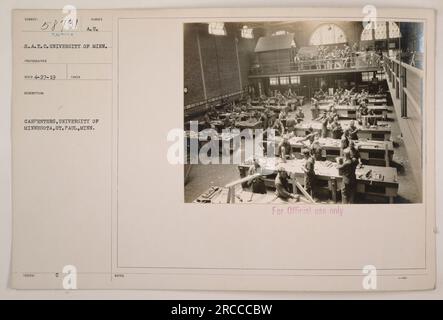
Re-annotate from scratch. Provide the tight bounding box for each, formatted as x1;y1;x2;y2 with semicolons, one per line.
268;135;394;166
275;166;298;200
293;120;391;141
336;148;358;204
238;157;399;203
247;159;267;194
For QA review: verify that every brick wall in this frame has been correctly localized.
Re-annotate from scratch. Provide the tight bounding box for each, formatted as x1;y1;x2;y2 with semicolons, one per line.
237;38;256;90
197;30;221;99
184;21;364;107
184;24;254;107
184;25;205;106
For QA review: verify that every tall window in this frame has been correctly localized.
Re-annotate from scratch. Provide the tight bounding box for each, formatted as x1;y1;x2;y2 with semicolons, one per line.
269;77;279;85
208;22;226;36
279;76;290;85
360;21;401;41
309;24;347;45
241;25;253;39
375;70;386;81
374;21;387;40
290;76;300;84
362;72;373;82
361;24;373;41
388;21;401;38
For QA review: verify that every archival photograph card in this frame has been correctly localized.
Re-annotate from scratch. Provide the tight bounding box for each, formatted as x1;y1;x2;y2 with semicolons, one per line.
11;7;436;291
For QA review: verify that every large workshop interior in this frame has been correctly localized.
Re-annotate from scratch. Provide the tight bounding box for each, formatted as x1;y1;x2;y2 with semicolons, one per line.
183;21;424;204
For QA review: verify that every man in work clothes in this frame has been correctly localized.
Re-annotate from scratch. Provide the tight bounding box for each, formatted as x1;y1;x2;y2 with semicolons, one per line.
301;148;316;198
336;148;358;204
274;166;298;201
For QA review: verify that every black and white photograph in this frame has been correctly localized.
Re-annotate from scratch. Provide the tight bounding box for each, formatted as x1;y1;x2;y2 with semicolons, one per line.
6;5;438;295
183;20;424;205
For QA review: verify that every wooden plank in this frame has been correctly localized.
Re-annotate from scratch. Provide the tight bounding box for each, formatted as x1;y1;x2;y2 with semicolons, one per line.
225;173;261;188
293;180;315;203
239;158;399;197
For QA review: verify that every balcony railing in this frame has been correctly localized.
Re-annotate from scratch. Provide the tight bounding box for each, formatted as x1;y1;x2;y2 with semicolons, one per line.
250;54;382;75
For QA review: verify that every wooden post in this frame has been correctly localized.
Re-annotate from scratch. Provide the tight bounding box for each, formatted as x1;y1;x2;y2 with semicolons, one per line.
225;172;261;203
226;187;231;204
291;175;298;195
184;164;193;184
230;186;236;203
385;142;390;167
330;177;337;203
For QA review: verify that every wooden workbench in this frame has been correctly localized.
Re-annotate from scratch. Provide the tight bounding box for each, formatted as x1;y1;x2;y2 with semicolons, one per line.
208;120;226;131
184;130;240;154
341;120;392;141
293;120;391;141
218;111;255;121
367;94;387;99
238;157;399;203
270;136;394;166
235;119;263;130
248;105;266;111
368;98;388;105
267;104;291;113
318;99;335;105
286;96;305;107
318;105;391;119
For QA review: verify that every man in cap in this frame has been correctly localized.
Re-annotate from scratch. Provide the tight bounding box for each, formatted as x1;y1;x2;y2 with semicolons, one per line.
336;148;358;204
329;116;344;139
309;134;324;161
277;134;293;162
259;111;268;129
349;140;363;168
340;128;351;155
310;98;320;119
315;111;329;138
329;106;338;119
285;117;297;136
247;158;267;194
294;107;305;123
358;100;369;117
348;120;359;140
301;148;316;197
271;116;285;136
275;166;298;200
300;127;317;144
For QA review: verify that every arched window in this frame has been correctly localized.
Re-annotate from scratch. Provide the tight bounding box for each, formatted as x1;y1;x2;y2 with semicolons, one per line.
309;24;347;45
360;21;401;41
374;21;387;40
208;22;226;36
361;24;373;41
388;21;401;38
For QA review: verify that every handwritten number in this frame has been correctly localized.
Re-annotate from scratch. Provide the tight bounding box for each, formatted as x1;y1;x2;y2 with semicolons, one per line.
62;5;78;31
